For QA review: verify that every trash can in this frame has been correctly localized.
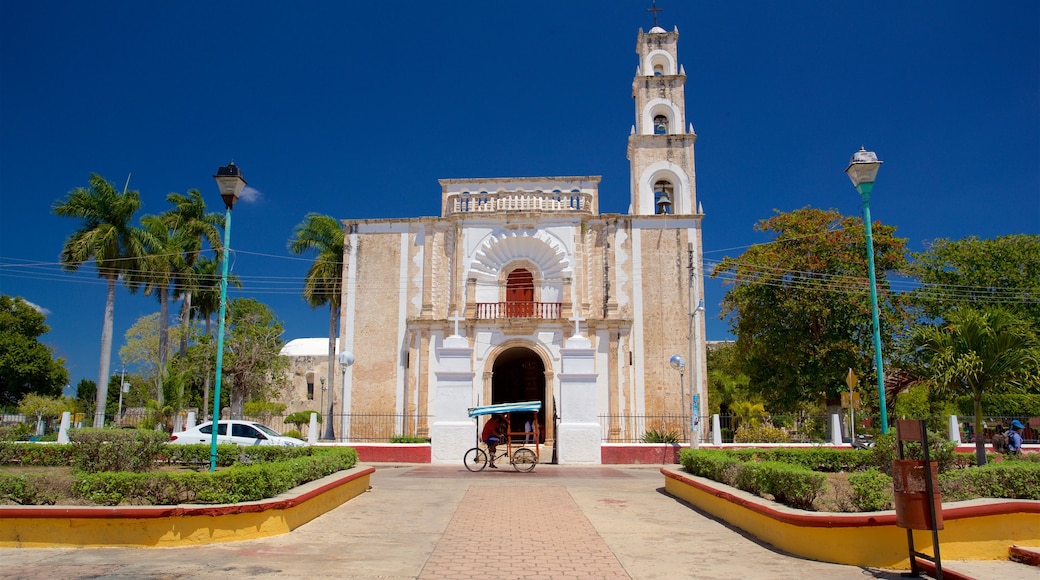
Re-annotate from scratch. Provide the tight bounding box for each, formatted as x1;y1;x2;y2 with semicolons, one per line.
892;459;943;530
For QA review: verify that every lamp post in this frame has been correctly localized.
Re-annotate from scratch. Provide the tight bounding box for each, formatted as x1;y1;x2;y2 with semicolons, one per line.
669;355;687;442
845;147;888;435
209;162;247;471
336;351;355;441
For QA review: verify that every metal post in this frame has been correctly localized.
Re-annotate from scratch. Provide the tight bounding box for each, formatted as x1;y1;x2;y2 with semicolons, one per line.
857;182;888;434
209;205;233;471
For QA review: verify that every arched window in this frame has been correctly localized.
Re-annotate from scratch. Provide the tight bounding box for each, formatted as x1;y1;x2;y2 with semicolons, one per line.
506;269;534;317
654;115;668;135
653;64;664;76
654;180;674;214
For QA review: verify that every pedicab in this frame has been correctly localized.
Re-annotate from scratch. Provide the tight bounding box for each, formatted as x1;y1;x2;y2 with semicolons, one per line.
464;400;542;472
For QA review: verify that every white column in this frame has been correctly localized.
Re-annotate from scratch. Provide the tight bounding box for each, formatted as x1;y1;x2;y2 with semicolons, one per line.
712;414;722;446
948;415;962;444
308;413;319;445
57;411;71;443
830;414;843;446
557;332;601;464
186;411;197;429
430;333;476;464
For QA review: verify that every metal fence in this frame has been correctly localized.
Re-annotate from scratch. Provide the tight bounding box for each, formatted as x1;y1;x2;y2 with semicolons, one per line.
5;411;1037;445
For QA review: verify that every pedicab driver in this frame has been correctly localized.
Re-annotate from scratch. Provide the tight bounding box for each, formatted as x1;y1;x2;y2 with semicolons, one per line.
481;414;508;468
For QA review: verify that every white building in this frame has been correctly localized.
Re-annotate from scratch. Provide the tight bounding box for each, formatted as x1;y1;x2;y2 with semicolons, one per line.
281;23;707;464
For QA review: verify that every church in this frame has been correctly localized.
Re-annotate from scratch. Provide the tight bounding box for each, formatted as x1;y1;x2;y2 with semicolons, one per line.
280;22;707;464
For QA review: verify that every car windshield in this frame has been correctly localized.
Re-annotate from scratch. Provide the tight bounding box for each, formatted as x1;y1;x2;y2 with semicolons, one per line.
252;423;281;437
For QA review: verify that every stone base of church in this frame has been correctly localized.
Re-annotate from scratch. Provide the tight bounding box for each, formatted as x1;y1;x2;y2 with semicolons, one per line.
429;421;478;464
556;422;602;464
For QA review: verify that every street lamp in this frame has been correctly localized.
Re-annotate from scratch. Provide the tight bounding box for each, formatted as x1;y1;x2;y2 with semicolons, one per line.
209;161;247;471
669;355;687;442
845;147;888;434
336;351;355;441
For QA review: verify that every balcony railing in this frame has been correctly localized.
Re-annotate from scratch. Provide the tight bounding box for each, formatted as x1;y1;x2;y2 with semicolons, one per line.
475;302;562;319
446;191;594;215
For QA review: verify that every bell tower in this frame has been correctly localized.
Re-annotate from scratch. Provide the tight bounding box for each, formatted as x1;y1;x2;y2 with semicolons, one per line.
627;25;698;216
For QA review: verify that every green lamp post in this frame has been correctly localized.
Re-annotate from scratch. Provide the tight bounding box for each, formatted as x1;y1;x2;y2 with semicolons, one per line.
844;148;888;434
209;162;247;471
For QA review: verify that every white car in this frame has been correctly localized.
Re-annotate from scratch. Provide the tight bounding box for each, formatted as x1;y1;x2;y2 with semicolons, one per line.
169;420;308;447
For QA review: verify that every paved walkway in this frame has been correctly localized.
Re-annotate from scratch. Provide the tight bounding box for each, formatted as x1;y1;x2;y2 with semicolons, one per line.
0;464;1031;579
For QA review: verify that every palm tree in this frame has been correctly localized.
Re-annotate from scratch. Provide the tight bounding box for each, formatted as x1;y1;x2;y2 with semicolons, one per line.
163;190;222;358
137;214;189;406
288;214;345;440
912;307;1039;465
53;174;151;427
189;255;240;419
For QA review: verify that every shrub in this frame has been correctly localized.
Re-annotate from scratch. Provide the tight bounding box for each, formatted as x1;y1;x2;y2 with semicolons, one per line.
679;449;740;485
284;429;303;440
0;472;70;505
732;461;825;510
0;442;76;466
641;429;680;443
939;461;1040;501
723;448;873;473
734;424;788;443
70;447;359;506
868;431;956;475
0;424;34;442
848;468;893;511
69;428;169;473
389;434;429;443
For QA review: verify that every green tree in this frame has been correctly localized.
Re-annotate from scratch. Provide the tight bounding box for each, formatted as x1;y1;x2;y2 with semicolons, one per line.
17;393;73;435
186;256;240;418
288;213;345;439
163;189;222;357
712;207;908;415
137;214;189;405
221;298;289;419
119;313;183;405
904;234;1040;326
706;342;749;416
911;307;1040;465
53;174;152;427
0;296;68;408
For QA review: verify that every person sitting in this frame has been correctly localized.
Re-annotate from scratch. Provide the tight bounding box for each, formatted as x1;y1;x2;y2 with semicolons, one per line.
481;414;507;468
1008;419;1025;455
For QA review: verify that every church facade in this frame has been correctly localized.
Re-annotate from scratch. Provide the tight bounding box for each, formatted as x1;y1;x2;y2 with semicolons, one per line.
281;24;707;464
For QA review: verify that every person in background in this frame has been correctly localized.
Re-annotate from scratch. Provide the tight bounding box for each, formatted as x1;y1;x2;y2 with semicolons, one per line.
1007;419;1025;455
482;414;507;468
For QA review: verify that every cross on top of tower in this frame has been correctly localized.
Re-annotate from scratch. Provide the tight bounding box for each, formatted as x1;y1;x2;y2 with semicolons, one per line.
570;311;586;337
448;310;465;337
647;1;663;28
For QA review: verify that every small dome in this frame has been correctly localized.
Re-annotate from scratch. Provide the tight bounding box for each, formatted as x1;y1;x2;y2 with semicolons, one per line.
649;26;667;34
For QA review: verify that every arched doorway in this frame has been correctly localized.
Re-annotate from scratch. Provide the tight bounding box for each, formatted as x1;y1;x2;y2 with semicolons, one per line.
491;346;547;442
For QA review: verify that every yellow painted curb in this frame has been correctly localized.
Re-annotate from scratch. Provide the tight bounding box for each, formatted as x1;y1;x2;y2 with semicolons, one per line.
663;467;1040;568
0;467;374;548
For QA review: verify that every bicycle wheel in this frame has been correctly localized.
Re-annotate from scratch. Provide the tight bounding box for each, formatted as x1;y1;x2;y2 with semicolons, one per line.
511;447;538;472
463;447;488;472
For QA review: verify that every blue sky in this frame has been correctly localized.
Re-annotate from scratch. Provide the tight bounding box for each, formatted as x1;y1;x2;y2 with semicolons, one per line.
1;1;1037;392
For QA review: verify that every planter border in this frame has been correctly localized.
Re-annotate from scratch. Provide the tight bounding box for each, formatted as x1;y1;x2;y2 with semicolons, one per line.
662;466;1040;568
0;467;374;548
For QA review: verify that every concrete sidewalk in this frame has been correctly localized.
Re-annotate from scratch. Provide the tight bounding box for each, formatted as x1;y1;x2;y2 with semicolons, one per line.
0;463;1031;579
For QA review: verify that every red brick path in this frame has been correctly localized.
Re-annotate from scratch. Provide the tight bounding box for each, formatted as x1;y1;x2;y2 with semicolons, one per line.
419;485;630;579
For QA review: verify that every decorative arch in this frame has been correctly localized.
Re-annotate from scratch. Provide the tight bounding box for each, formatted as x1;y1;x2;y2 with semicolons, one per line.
469;230;570;282
644;49;675;76
638;161;692;215
482;340;555;437
641;98;682;136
